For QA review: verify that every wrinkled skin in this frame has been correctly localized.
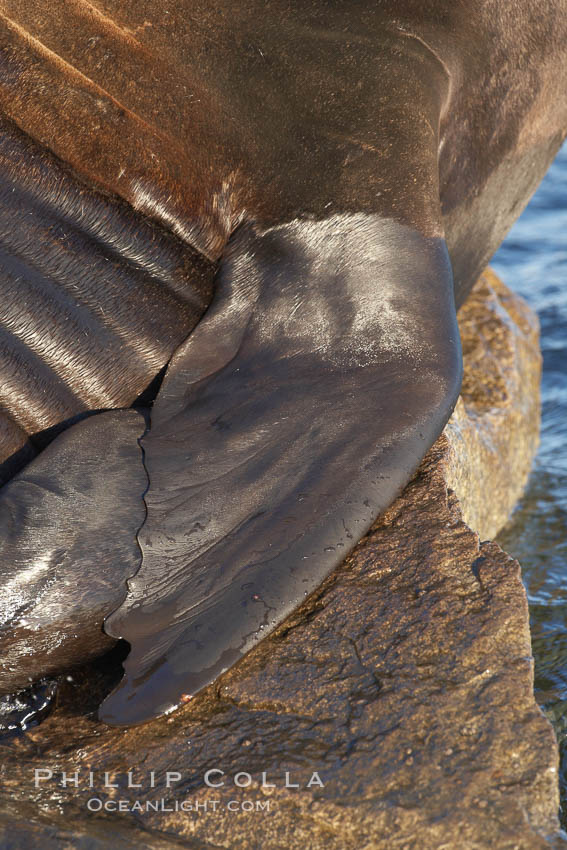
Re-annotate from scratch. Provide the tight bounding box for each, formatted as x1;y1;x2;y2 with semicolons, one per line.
0;0;565;726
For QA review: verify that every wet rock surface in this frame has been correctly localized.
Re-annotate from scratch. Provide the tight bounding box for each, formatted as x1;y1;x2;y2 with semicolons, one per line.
0;270;563;849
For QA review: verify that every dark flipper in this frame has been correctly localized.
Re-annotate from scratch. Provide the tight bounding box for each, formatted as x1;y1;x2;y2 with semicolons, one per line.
0;409;147;693
100;214;462;725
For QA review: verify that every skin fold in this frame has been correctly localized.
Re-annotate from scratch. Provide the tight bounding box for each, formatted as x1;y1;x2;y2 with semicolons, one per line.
0;1;565;726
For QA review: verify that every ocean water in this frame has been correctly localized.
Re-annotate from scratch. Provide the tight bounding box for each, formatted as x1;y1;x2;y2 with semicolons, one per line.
491;141;567;822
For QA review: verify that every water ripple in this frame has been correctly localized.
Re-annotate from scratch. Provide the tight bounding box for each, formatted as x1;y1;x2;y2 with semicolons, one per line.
493;141;567;824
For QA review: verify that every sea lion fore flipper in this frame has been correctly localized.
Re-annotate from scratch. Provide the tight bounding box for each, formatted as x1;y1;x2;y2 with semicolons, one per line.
0;409;148;694
100;215;462;725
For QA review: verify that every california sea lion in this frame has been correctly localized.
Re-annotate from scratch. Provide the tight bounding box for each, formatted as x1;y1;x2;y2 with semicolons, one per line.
0;0;565;726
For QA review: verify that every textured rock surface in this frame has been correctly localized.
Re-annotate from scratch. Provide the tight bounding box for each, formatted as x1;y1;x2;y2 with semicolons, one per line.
444;268;542;540
0;270;563;849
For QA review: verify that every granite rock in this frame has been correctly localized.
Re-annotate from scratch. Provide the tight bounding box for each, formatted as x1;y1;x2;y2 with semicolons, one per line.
0;270;562;850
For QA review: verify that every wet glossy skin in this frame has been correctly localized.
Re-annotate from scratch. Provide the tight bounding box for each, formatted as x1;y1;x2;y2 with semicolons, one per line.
0;1;566;725
0;2;564;283
0;118;213;479
0;410;147;693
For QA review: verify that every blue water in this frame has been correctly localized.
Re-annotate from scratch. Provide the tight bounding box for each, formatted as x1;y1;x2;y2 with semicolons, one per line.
491;142;567;821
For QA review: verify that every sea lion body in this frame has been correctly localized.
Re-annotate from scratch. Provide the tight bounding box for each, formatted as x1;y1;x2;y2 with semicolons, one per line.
0;2;564;293
0;0;565;725
0;119;213;480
